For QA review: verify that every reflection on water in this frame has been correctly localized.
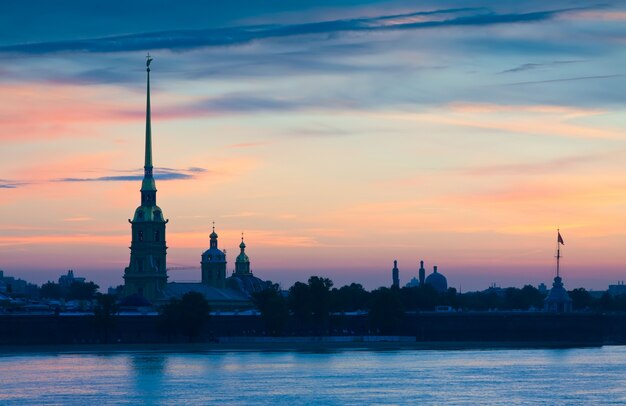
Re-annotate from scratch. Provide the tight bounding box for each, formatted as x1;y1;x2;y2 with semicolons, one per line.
1;347;626;405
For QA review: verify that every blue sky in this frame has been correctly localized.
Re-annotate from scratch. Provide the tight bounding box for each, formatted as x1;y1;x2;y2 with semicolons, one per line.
1;1;626;291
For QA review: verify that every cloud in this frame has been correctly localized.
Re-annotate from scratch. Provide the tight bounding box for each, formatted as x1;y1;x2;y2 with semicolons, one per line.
505;74;625;86
499;60;583;74
0;179;24;189
56;167;207;183
0;7;578;55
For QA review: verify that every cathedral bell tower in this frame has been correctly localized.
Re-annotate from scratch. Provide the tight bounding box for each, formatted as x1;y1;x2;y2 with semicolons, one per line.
123;55;169;301
201;224;226;288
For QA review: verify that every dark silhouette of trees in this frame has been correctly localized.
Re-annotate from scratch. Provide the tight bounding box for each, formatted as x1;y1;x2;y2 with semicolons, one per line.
287;276;333;333
501;285;544;310
569;288;593;310
40;282;64;299
400;284;439;311
369;287;404;334
93;294;118;343
288;282;311;324
157;292;211;342
330;283;369;312
253;284;288;336
68;281;99;301
40;280;99;301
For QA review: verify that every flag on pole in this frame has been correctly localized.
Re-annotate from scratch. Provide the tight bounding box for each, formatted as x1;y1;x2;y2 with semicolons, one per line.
558;231;565;245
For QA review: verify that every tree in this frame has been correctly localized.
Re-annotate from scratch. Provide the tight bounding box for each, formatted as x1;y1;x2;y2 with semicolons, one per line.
569;288;593;311
158;292;211;342
288;281;311;324
331;283;370;312
40;282;64;299
178;292;211;342
68;281;99;301
369;287;404;334
308;276;333;329
158;298;181;342
93;294;118;343
253;284;289;336
287;276;334;334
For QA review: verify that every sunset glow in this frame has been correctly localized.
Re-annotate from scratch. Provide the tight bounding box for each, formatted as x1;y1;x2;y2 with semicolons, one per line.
1;1;626;291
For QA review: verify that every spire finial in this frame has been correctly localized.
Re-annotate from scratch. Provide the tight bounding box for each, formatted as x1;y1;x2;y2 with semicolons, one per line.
212;221;215;233
144;54;153;171
140;54;157;202
241;232;244;242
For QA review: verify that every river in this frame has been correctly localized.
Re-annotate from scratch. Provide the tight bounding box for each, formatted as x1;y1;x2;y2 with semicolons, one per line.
1;346;625;404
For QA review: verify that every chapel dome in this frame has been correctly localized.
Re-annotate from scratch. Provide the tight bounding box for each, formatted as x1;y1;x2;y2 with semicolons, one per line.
425;267;448;293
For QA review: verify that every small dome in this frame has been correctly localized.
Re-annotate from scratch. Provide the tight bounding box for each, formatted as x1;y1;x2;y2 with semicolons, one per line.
210;230;218;239
226;274;268;296
425;267;448;293
236;252;249;263
202;247;225;262
239;240;246;249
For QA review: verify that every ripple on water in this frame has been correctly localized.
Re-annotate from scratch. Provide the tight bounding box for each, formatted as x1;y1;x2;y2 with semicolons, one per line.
1;346;625;405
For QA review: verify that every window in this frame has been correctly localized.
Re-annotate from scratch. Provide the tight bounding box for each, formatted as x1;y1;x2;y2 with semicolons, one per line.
138;231;144;241
155;230;160;242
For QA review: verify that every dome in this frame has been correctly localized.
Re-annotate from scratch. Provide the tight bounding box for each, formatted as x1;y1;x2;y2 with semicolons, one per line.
425;267;448;293
226;274;269;296
236;252;249;263
210;230;218;239
133;205;164;222
202;247;225;262
239;240;246;249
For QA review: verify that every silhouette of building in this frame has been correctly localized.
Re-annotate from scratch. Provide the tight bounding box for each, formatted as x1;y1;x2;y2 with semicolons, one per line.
201;226;226;288
0;270;37;296
118;59;270;309
123;57;168;301
226;234;270;295
609;281;626;297
404;260;449;290
538;283;548;295
419;260;426;285
544;230;572;313
392;260;399;288
58;270;85;287
425;265;448;293
544;275;572;313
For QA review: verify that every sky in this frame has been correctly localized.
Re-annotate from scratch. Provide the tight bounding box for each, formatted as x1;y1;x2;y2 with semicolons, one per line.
1;0;626;291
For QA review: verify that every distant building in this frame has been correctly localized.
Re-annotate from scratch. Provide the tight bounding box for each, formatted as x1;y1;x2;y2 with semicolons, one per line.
58;270;86;287
0;270;38;297
538;283;548;295
425;265;448;293
405;277;420;288
419;260;426;286
544;276;572;313
225;235;270;295
608;281;626;297
201;226;227;288
392;260;399;288
120;59;267;310
403;260;448;291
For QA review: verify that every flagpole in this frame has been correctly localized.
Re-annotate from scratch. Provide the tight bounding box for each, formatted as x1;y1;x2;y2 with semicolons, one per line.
556;229;561;278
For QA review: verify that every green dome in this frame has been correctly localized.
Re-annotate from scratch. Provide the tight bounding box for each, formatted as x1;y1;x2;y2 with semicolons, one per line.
133;205;164;222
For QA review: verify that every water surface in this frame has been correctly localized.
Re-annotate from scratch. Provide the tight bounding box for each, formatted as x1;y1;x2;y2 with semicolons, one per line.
1;346;625;405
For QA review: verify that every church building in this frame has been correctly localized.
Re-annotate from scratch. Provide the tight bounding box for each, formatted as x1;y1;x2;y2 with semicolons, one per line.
122;58;268;309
